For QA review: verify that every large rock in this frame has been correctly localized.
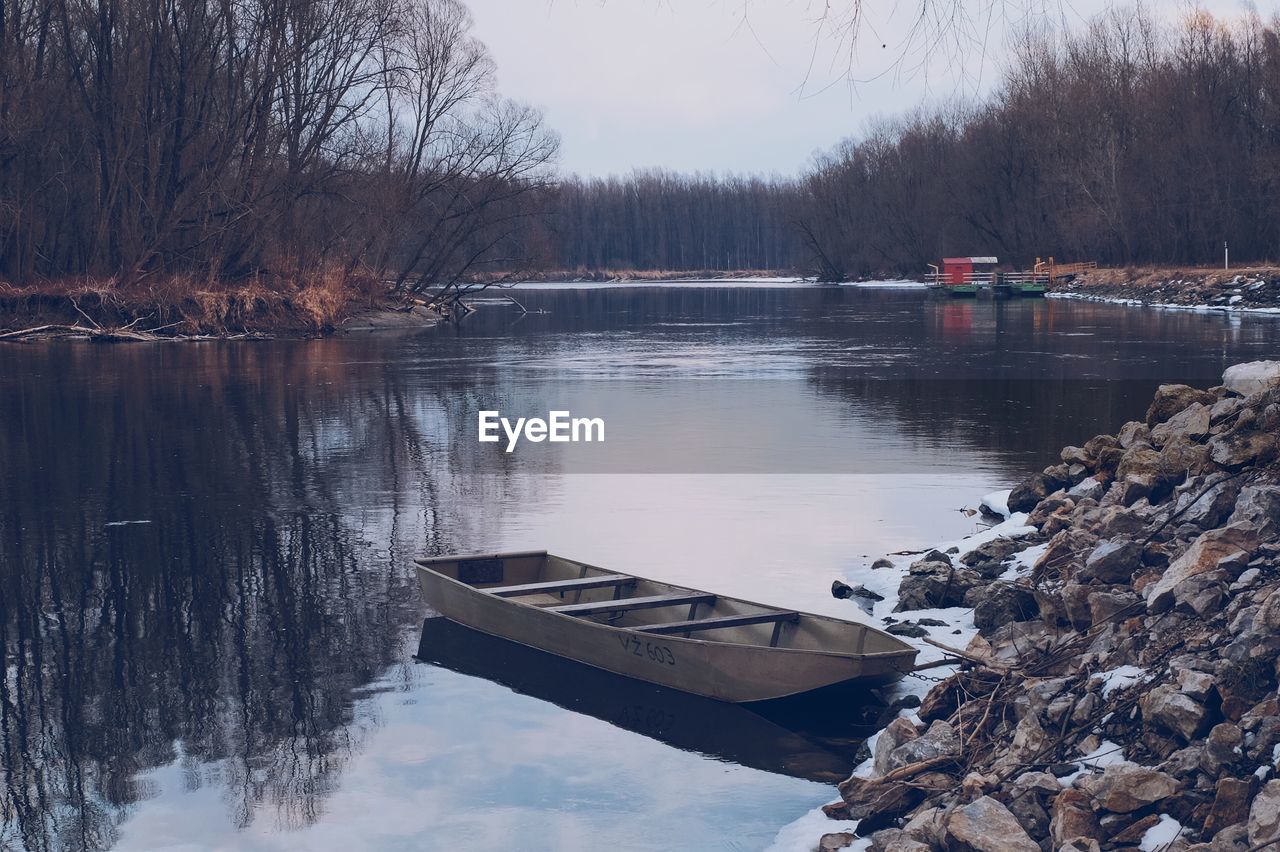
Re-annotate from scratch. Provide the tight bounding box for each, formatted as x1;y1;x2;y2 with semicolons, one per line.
867;832;931;852
1093;505;1149;537
1088;588;1141;624
1080;539;1143;583
944;796;1040;852
1050;788;1101;847
1146;524;1261;613
1008;473;1053;513
836;776;922;822
1118;420;1151;449
960;537;1024;568
967;583;1038;635
873;717;920;776
1077;761;1180;813
886;720;960;768
900;807;947;847
1200;723;1245;777
1248;779;1280;848
1059;582;1095;630
1151;402;1212;446
1033;528;1099;582
1147;384;1216;427
1223;361;1280;397
894;561;981;611
1159;432;1217;479
1140;685;1210;742
1204;777;1255;838
817;833;855;851
1173;475;1244;530
1227;484;1280;538
1209;428;1280;469
1115;446;1181;505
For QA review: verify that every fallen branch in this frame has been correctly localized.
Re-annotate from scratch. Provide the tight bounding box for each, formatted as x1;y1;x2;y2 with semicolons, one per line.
922;636;1010;673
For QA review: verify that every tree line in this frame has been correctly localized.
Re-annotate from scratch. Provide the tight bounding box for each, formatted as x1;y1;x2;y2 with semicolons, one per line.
5;3;1280;291
548;171;805;273
530;7;1280;279
798;6;1280;278
0;0;556;299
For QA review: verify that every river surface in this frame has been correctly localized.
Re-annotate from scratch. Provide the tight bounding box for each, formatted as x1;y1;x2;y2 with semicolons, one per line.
1;284;1277;851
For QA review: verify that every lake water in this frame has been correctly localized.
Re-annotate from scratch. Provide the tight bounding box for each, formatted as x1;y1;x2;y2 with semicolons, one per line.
2;284;1277;851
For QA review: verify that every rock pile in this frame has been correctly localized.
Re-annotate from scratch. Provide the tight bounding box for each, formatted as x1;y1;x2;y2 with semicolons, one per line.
818;362;1280;852
1052;270;1280;311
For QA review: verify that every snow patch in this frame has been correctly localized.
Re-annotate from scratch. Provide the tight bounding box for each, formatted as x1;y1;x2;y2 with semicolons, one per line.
1090;666;1150;699
1057;740;1127;785
1140;814;1183;851
980;489;1011;518
765;807;866;852
839;279;928;290
1000;542;1048;580
1049;291;1280;316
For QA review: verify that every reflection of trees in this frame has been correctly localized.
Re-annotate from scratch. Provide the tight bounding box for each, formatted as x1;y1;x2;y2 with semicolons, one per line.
804;297;1275;474
0;341;534;851
469;287;1264;477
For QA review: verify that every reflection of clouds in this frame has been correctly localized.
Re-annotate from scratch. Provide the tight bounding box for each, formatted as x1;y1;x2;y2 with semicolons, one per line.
506;474;994;620
118;642;832;852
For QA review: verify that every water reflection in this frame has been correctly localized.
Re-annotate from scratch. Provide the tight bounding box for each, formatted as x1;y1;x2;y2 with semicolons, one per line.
415;618;879;784
1;287;1276;850
0;342;525;850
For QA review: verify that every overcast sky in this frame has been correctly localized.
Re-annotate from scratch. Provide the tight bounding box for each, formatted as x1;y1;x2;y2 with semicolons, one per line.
466;0;1248;178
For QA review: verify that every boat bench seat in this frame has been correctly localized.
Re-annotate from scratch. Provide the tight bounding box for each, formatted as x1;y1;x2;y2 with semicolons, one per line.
550;593;715;617
634;611;800;635
490;574;636;598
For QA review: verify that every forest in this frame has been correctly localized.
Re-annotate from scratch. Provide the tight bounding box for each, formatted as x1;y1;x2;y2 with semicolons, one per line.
795;7;1280;279
0;0;556;318
555;7;1280;280
2;2;1280;316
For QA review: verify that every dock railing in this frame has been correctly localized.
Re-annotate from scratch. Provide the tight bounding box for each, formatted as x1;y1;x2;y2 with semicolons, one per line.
1000;272;1052;287
925;272;996;287
1034;258;1097;280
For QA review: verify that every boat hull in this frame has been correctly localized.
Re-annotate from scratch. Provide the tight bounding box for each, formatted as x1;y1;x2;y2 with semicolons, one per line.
416;564;913;703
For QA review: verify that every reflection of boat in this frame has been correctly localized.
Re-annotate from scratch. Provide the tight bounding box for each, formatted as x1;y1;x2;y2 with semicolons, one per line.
415;617;878;783
414;550;917;703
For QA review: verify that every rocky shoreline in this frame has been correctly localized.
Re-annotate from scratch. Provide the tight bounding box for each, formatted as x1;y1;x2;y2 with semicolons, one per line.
808;361;1280;852
1050;269;1280;313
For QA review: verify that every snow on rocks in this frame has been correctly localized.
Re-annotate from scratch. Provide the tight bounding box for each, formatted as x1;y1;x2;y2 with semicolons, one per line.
1091;665;1150;699
1223;360;1280;397
1049;269;1280;315
1139;814;1185;851
808;363;1280;852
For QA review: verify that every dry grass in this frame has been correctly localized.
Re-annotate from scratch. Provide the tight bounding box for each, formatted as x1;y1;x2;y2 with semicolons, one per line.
1077;264;1280;287
0;268;386;336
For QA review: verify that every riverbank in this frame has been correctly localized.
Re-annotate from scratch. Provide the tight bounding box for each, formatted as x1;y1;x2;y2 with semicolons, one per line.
1050;268;1280;314
0;274;444;341
500;268;803;283
790;361;1280;852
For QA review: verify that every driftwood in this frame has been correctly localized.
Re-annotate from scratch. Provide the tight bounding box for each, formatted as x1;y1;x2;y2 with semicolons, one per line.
0;323;268;342
921;636;1010;673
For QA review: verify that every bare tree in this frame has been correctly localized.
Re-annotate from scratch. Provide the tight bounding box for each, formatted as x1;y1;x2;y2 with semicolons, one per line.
0;0;556;311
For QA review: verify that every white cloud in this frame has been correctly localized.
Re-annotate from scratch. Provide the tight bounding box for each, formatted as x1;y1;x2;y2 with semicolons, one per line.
466;0;1142;175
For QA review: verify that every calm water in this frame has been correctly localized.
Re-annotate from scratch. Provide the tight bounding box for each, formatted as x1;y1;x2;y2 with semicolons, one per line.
2;285;1277;851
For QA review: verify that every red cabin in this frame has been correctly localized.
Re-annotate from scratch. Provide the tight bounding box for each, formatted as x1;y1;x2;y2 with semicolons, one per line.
941;256;998;285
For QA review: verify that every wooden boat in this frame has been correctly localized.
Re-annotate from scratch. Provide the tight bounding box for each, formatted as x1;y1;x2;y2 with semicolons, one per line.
414;550;918;704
